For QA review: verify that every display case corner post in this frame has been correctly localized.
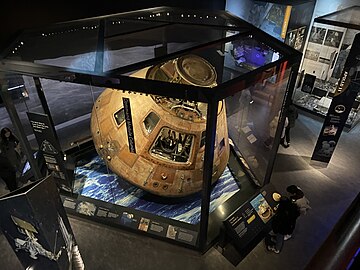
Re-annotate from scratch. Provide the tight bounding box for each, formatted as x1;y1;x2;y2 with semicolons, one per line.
0;74;42;180
33;77;57;135
199;97;218;250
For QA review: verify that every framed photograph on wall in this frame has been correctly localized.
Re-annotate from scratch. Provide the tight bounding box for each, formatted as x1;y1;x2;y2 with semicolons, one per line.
324;30;344;48
309;26;326;45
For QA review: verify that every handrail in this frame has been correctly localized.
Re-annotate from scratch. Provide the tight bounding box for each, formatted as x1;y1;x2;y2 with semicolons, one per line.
305;192;360;270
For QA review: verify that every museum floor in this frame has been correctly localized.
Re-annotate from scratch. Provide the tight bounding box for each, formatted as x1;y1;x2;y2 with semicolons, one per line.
1;110;359;270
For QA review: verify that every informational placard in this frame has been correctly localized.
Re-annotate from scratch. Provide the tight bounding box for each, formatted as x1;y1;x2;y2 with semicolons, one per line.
62;196;198;246
0;176;78;270
122;97;136;153
27;112;71;189
223;185;278;252
311;33;360;164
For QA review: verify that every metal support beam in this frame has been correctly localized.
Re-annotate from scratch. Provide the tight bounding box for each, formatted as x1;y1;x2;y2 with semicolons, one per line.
199;97;218;251
305;192;360;270
33;77;57;137
94;19;105;74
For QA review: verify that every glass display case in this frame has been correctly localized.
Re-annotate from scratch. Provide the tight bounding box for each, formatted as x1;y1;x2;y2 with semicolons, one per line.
226;0;316;52
0;7;301;251
293;6;360;129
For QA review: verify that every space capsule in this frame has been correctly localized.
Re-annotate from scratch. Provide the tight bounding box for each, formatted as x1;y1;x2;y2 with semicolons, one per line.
91;55;229;197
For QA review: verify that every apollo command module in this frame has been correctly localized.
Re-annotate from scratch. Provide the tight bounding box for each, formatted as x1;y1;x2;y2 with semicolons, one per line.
91;54;230;197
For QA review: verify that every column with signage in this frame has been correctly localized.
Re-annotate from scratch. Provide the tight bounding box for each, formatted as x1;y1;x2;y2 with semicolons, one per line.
311;33;360;165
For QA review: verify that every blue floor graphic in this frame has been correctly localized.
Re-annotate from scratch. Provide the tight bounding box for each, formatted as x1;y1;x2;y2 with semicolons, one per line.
74;156;240;224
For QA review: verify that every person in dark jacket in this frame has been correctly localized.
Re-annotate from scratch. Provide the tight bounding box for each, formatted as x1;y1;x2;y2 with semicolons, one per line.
287;185;311;215
267;196;300;253
0;127;22;173
280;102;298;148
0;149;18;192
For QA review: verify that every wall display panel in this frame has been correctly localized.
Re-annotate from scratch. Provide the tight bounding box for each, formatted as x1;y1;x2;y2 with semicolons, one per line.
285;26;306;51
293;7;360;129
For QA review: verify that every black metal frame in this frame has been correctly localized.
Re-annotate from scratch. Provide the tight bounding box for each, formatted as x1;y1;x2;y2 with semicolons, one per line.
314;6;360;30
0;6;302;252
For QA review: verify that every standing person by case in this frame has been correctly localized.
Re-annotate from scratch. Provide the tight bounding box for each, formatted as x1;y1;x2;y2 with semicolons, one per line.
280;117;289;148
287;185;311;215
0;127;22;176
281;102;298;148
266;196;300;254
264;112;280;150
0;149;18;192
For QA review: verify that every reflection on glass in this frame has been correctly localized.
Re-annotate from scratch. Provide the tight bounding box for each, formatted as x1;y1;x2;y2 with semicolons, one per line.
222;36;281;83
226;65;290;183
114;108;125;126
150;127;193;163
143;112;160;133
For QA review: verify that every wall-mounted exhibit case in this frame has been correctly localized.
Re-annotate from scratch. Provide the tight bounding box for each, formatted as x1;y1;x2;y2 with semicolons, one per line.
0;7;301;252
293;6;360;129
226;0;316;52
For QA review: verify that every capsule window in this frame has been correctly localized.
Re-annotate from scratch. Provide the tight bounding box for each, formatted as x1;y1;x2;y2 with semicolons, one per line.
143;112;160;133
114;108;125;126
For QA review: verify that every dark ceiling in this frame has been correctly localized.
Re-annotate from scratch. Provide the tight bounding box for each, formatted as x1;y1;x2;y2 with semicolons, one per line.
0;0;226;52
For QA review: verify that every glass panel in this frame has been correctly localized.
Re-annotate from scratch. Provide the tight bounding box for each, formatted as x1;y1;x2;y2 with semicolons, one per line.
70;56;241;228
317;6;360;27
125;34;282;86
5;20;100;71
40;79;103;151
143;111;159;133
105;18;167;37
0;73;48;190
76;89;209;224
222;36;281;80
121;8;247;28
2;75;45;150
104;23;239;72
225;63;291;184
